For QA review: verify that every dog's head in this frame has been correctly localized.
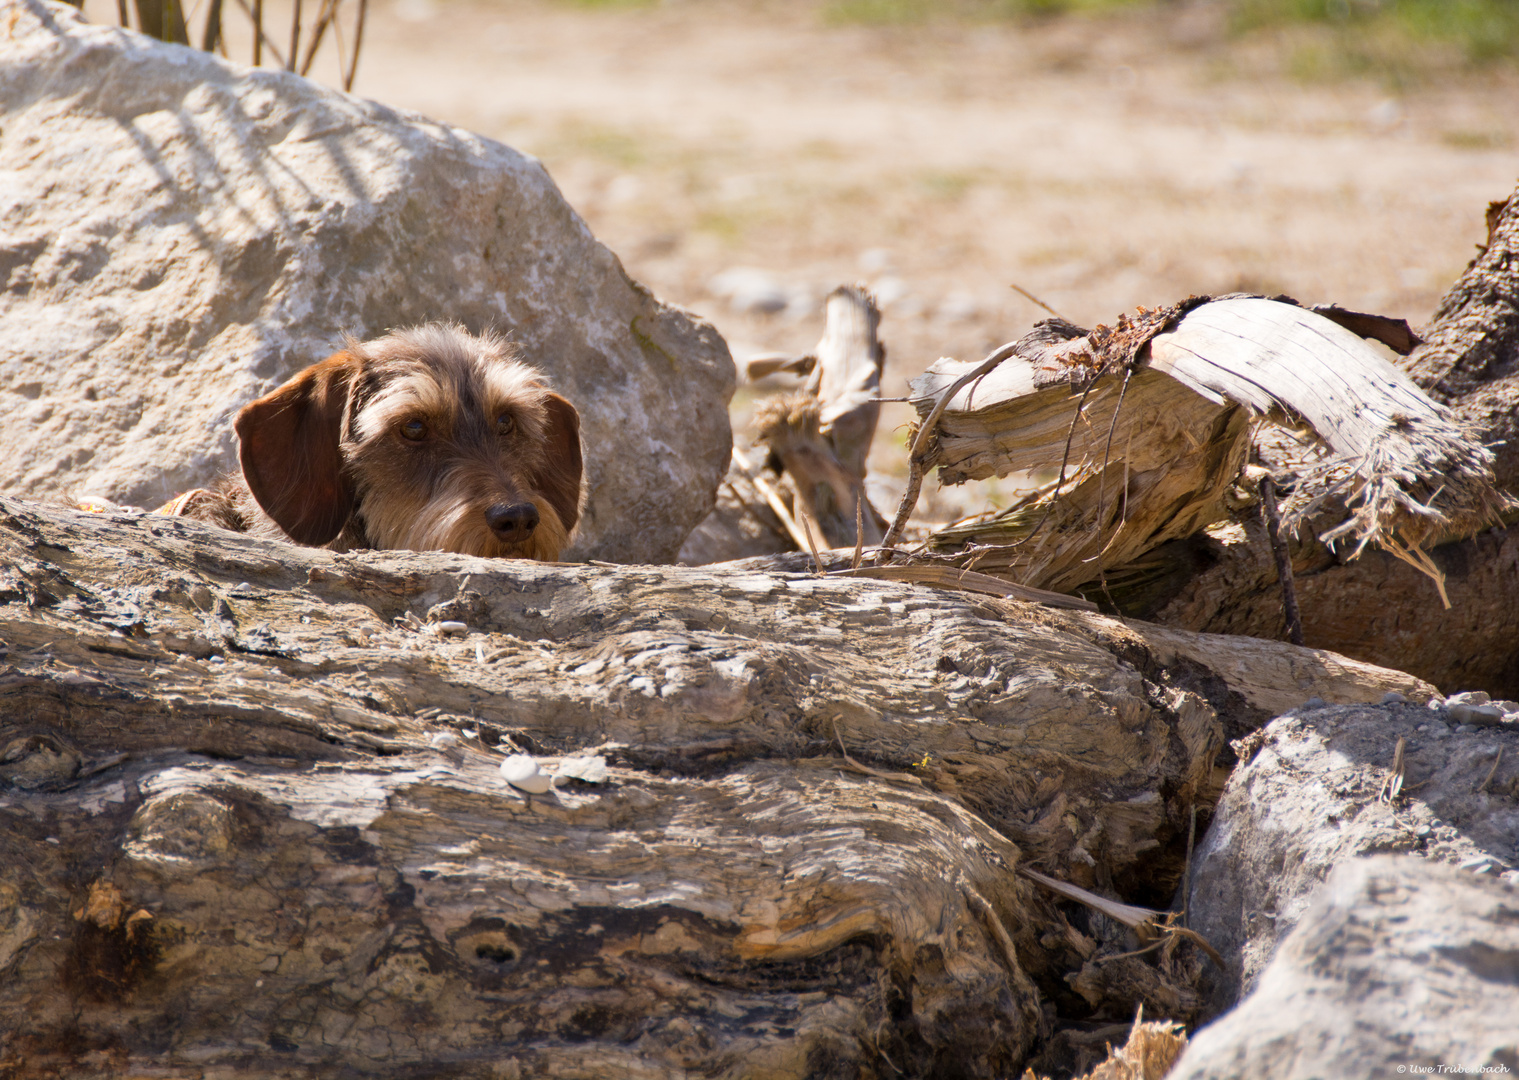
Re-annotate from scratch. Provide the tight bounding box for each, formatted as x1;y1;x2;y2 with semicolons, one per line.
235;324;583;561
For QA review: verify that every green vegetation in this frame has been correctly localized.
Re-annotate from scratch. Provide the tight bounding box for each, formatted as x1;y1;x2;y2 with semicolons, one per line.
821;0;1519;78
823;0;1147;23
1231;0;1519;66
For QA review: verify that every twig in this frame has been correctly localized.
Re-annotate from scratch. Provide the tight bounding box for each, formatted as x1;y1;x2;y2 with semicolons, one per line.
1479;745;1503;794
1182;803;1197;928
851;494;865;571
1378;736;1407;803
232;0;286;68
800;512;824;576
199;0;223;51
1260;475;1304;646
298;0;335;75
879;340;1022;555
1010;283;1067;321
831;719;923;787
287;0;301;71
345;0;367;91
730;445;813;554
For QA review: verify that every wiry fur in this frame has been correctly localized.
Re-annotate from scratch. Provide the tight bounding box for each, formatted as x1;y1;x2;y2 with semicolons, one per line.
170;324;584;562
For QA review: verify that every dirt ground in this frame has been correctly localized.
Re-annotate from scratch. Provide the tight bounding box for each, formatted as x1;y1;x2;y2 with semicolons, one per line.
92;0;1519;521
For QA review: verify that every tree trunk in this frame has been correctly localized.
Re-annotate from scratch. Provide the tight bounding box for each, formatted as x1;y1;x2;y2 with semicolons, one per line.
0;495;1424;1078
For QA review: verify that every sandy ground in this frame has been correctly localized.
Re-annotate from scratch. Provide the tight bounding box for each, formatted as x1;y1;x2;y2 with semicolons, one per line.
88;0;1519;519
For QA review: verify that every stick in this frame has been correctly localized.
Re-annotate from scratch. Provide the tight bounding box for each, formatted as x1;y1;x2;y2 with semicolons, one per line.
851;494;865;571
345;0;367;91
1479;745;1503;794
1261;475;1305;646
1010;283;1068;321
730;445;813;554
287;0;301;71
800;512;824;576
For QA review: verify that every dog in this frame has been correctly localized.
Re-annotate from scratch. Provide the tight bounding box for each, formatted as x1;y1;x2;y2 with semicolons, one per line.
158;324;583;562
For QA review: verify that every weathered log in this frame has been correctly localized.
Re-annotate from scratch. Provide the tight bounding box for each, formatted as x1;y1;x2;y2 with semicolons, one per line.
1150;181;1519;695
910;297;1506;602
753;285;888;550
0;495;1428;1077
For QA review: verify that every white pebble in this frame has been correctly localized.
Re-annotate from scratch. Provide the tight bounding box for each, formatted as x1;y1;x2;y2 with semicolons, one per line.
499;753;553;794
1380;691;1407;705
429;731;460;750
435;621;469;637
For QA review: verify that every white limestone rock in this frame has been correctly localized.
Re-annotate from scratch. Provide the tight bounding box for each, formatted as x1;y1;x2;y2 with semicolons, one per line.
0;1;734;563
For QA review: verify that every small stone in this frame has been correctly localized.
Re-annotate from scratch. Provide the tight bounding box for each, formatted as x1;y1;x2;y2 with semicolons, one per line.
1303;696;1326;709
555;755;609;785
1455;724;1477;734
1380;692;1407;705
429;732;460;750
1426;697;1444;710
1415;724;1429;732
499;753;553;794
1458;855;1499;875
1447;690;1491;706
434;621;469;637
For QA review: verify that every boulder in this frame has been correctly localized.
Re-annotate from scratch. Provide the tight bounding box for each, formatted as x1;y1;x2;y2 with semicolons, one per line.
1170;856;1519;1079
0;0;734;563
1183;700;1519;1013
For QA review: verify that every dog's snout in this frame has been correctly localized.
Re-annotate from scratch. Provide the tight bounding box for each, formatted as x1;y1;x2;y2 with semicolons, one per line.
486;501;539;542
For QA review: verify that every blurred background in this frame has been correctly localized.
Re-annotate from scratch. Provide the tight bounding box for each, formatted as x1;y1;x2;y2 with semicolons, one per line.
77;0;1519;522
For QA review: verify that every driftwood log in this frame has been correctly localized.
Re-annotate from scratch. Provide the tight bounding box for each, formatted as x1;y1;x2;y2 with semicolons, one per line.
901;181;1519;696
0;494;1429;1078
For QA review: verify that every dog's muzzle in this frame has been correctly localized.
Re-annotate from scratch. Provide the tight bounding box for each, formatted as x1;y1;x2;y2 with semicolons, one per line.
485;501;539;543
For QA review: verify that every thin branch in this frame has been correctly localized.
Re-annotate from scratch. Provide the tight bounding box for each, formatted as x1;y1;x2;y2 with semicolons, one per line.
1009;282;1067;321
1261;475;1304;646
344;0;367;91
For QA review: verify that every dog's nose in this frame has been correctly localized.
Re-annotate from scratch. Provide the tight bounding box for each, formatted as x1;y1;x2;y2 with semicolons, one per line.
485;501;539;543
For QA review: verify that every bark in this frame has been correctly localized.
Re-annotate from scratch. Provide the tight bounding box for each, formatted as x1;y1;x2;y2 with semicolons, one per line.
0;495;1426;1078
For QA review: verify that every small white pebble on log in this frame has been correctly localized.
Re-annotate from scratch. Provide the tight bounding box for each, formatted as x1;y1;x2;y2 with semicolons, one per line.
499;754;553;794
429;732;460;750
435;621;469;637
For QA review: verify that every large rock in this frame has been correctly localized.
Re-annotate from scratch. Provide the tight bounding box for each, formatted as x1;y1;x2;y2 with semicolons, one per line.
0;1;733;563
1170;856;1519;1079
1184;700;1519;1013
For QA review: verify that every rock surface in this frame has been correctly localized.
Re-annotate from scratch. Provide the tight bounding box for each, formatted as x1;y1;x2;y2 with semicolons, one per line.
1184;700;1519;1014
0;494;1432;1077
1170;856;1519;1080
0;0;733;563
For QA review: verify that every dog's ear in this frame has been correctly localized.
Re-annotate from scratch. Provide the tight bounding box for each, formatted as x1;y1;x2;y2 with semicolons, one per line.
235;351;360;546
535;393;583;535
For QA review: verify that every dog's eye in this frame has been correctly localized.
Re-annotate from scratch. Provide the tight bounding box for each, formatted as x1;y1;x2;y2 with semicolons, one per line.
399;419;427;441
495;413;516;436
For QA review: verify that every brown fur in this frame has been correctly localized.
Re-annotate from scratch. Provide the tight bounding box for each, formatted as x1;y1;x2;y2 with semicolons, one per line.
166;324;583;562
